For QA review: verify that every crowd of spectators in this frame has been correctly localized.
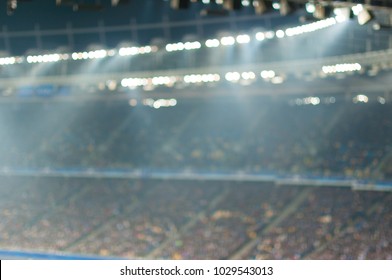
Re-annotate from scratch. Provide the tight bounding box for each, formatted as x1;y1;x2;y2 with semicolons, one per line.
71;180;222;257
0;98;391;180
0;94;391;259
158;183;298;259
0;177;390;259
246;187;388;259
309;193;392;259
0;177;142;252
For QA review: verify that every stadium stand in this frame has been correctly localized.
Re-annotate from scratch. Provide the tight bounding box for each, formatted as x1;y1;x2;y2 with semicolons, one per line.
1;0;392;262
0;97;391;180
0;177;391;259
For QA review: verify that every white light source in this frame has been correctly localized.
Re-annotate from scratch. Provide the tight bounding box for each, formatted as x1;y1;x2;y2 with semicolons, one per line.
352;4;363;16
260;70;275;79
322;63;362;74
357;9;372;25
305;2;315;14
121;77;148;89
353;94;368;103
242;0;250;7
265;31;275;39
184;73;220;84
119;46;151;56
255;32;265;41
166;44;174;52
225;72;241;82
236;34;251;44
184;41;202;50
0;57;16;65
241;71;256;80
176;42;185;51
205;39;220;48
220;36;235;46
311;97;320;105
276;30;285;38
334;7;350;22
272;2;280;10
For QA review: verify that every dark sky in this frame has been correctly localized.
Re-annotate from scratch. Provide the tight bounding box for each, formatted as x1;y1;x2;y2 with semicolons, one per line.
1;0;257;30
0;0;288;54
0;1;386;56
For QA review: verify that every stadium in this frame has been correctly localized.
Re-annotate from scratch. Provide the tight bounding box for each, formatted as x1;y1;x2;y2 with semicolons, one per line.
0;0;391;260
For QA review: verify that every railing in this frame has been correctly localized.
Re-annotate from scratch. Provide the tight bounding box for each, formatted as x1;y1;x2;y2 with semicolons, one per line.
1;167;391;191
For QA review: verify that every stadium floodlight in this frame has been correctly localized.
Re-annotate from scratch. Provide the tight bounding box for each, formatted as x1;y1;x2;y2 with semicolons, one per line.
284;17;337;37
220;36;235;46
225;72;241;82
236;34;251;44
305;2;315;14
357;9;373;25
322;63;362;74
265;31;275;39
275;30;285;38
151;76;177;86
333;7;351;22
352;4;363;16
272;0;280;10
205;39;220;48
184;73;220;84
184;41;202;50
353;94;368;103
71;49;107;60
0;56;16;65
171;0;190;10
303;96;321;105
255;32;265;41
119;47;138;56
242;0;250;7
118;44;154;56
26;54;61;64
260;70;275;79
241;71;256;80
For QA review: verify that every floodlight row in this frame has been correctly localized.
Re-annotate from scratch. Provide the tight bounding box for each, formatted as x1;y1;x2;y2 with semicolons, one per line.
322;63;362;74
120;70;280;89
0;17;342;66
120;63;363;89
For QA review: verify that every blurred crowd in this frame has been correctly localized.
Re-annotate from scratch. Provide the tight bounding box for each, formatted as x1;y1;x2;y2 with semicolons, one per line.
247;188;390;259
0;96;391;259
0;98;391;180
0;177;390;259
